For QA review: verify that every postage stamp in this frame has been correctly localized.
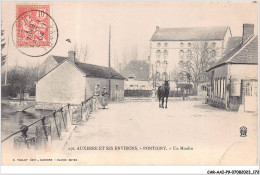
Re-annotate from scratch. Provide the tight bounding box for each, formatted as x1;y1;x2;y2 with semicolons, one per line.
12;4;58;57
16;5;50;47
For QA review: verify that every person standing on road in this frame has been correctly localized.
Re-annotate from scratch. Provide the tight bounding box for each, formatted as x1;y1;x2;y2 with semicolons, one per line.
93;84;101;110
101;87;108;109
151;88;156;102
182;88;185;101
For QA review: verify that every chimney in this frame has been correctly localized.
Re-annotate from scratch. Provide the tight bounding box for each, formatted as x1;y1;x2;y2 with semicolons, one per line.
68;51;76;63
242;24;254;44
156;26;159;32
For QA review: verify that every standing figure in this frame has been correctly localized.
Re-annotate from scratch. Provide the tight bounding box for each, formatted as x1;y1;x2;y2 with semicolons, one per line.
93;84;101;110
101;87;108;109
182;88;186;101
151;88;156;102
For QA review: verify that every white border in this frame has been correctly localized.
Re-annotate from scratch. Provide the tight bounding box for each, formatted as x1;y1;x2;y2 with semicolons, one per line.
1;0;259;174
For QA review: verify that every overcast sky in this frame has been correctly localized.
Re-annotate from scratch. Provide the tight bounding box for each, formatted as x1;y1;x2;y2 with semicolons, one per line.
1;1;258;68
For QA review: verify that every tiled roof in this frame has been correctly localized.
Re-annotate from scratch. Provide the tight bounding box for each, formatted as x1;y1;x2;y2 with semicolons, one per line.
52;56;68;64
207;35;258;71
75;62;125;80
151;26;229;41
46;55;125;80
121;60;150;81
223;37;242;56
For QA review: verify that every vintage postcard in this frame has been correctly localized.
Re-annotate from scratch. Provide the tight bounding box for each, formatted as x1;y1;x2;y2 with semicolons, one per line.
0;1;258;168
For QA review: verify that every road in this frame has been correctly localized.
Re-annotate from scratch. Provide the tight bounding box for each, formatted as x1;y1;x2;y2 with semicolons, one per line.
62;100;258;165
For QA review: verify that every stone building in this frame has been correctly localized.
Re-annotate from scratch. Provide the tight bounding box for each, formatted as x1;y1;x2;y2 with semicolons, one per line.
149;26;232;89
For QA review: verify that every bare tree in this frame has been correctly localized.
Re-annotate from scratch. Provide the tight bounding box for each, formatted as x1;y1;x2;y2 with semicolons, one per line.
112;50;122;73
121;44;139;69
178;41;217;94
129;44;138;61
74;43;90;62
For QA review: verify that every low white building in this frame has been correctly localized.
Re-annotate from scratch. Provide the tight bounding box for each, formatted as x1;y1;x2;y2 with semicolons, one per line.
206;24;258;111
36;52;125;109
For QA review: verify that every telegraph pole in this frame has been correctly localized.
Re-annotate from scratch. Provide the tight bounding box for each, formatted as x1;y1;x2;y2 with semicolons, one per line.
108;25;111;99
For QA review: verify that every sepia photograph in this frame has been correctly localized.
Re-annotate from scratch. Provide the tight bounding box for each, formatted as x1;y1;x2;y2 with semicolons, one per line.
0;0;259;172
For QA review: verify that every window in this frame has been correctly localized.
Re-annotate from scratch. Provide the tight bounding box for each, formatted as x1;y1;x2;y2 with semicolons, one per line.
116;84;118;90
220;78;222;98
156;60;160;67
157;43;161;47
141;85;146;90
180;43;184;47
163;50;168;57
135;85;138;90
214;80;216;96
129;85;134;90
218;78;221;98
179;50;184;58
187;50;192;57
156;50;161;58
223;78;226;98
245;82;253;96
164;43;168;47
187;43;191;47
215;79;218;97
163;61;168;70
211;42;216;48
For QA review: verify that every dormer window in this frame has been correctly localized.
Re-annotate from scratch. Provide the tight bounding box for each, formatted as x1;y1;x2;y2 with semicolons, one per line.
157;43;161;47
187;43;191;47
129;74;135;79
211;42;216;48
164;43;168;47
180;43;184;47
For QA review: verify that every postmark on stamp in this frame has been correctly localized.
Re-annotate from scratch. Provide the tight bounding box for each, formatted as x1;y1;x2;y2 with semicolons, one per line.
12;5;58;57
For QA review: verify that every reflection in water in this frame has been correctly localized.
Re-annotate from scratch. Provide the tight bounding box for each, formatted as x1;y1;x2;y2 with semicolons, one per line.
1;103;51;139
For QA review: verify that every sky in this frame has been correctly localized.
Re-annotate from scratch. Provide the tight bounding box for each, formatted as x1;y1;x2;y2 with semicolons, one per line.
1;1;258;69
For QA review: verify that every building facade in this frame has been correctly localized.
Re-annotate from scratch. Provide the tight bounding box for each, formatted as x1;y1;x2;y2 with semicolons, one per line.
121;60;152;90
206;24;257;112
36;52;125;109
149;26;232;89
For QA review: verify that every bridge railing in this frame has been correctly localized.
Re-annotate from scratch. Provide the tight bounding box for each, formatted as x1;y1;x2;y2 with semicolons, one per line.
1;96;95;150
